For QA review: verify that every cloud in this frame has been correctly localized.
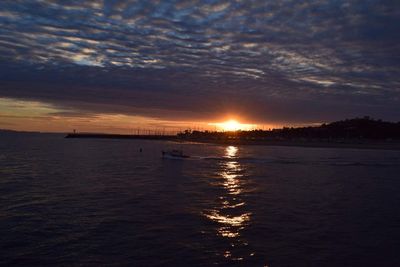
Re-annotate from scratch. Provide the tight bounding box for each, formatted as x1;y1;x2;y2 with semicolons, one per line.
0;0;399;124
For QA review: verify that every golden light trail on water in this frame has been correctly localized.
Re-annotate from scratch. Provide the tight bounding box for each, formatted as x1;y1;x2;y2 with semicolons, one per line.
203;145;253;262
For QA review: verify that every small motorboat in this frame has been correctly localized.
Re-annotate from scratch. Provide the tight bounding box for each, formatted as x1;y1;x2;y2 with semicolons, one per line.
162;149;190;159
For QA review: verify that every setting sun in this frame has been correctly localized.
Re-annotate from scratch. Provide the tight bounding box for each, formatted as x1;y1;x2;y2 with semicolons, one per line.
222;119;242;131
210;119;256;131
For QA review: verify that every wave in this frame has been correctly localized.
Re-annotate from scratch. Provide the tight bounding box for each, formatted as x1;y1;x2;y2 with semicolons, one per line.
329;161;399;167
197;155;400;167
199;156;304;165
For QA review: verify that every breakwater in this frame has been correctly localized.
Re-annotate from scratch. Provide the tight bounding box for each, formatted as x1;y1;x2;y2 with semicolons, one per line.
65;133;178;140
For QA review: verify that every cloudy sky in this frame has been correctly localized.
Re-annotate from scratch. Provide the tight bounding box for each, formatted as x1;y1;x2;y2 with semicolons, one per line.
0;0;399;132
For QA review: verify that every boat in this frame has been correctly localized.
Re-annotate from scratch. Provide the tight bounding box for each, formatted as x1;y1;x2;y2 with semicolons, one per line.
162;149;190;159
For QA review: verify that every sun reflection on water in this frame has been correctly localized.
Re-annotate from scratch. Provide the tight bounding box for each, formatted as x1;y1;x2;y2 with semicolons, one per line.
203;146;253;261
225;145;238;158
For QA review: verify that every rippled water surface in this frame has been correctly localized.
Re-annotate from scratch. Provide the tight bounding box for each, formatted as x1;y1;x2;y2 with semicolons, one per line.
1;132;400;266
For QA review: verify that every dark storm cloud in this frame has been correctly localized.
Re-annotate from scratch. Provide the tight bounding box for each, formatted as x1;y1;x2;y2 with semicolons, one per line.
0;0;399;123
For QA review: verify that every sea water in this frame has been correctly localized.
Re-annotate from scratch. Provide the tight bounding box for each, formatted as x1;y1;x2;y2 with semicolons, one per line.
1;132;400;266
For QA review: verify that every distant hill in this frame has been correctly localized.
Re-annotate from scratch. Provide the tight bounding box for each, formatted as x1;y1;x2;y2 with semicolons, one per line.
178;117;400;140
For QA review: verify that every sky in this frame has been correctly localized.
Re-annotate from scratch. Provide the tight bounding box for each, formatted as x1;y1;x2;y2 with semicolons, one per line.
0;0;399;133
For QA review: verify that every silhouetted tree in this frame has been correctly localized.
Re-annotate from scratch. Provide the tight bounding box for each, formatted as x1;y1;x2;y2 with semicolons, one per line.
177;117;400;141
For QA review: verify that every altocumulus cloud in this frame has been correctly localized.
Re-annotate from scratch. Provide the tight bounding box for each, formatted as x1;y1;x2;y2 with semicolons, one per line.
0;0;399;123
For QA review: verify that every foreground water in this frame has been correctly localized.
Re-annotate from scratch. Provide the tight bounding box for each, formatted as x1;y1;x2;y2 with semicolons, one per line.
1;132;400;266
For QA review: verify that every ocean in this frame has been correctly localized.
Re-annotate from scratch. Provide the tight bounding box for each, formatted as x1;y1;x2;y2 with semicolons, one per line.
1;132;400;266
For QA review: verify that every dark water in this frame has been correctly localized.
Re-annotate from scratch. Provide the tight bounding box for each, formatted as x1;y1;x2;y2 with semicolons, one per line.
1;132;400;267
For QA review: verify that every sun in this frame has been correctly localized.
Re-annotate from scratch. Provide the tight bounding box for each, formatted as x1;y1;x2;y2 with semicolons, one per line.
210;119;255;131
221;119;242;131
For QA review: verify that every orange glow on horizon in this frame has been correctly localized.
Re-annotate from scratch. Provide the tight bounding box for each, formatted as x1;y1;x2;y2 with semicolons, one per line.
1;98;286;133
210;119;256;131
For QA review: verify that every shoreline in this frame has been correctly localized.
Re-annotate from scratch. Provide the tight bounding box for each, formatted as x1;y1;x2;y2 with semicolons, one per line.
65;133;400;151
184;139;400;151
